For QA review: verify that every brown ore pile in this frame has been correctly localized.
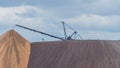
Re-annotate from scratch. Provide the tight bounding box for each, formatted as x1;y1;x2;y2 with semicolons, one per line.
28;40;120;68
0;30;30;68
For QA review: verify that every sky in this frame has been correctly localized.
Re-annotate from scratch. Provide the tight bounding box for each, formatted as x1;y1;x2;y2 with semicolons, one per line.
0;0;120;42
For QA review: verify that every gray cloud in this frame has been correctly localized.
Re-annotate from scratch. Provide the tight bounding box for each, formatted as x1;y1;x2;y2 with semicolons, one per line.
0;0;120;41
1;0;120;16
64;14;120;32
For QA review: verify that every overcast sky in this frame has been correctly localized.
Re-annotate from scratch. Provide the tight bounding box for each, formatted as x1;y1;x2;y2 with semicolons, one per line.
0;0;120;42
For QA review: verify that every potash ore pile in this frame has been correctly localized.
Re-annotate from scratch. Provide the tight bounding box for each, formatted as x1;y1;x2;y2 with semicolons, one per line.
0;30;30;68
1;30;120;68
28;40;120;68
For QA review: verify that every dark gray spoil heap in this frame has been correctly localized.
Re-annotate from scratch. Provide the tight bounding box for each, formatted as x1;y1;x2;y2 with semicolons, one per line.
28;40;120;68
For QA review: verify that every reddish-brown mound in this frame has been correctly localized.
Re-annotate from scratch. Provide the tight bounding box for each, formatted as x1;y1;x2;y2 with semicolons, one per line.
28;40;120;68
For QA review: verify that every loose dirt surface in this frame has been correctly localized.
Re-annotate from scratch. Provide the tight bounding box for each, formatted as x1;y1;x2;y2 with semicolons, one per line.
0;30;30;68
28;40;120;68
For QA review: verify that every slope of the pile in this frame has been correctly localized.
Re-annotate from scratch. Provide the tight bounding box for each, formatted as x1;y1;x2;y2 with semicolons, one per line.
28;40;120;68
0;30;30;68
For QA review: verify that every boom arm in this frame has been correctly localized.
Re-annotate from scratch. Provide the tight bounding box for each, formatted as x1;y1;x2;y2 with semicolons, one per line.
62;21;67;40
15;24;64;40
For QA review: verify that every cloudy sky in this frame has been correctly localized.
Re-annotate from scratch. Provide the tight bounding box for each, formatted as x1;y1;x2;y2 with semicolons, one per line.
0;0;120;42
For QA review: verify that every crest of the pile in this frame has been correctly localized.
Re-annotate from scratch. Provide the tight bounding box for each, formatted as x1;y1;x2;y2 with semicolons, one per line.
0;30;30;68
